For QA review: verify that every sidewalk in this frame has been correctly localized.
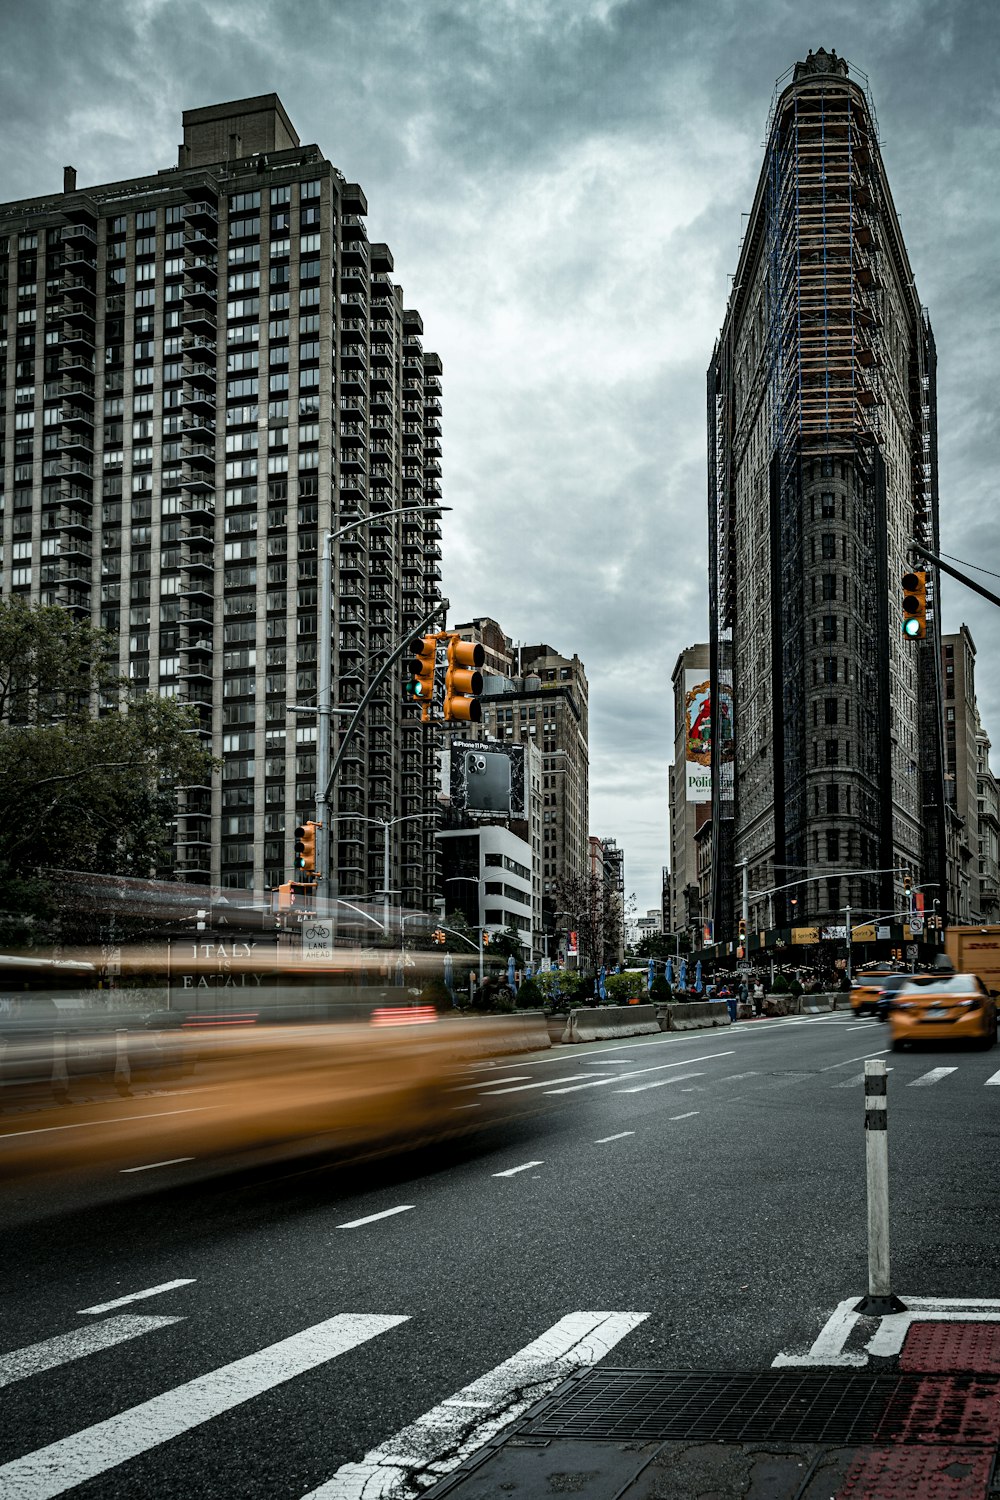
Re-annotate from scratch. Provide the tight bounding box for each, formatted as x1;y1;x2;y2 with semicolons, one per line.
427;1319;1000;1498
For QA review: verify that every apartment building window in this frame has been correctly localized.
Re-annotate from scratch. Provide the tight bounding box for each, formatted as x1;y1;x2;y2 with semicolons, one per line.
826;831;840;861
825;739;839;766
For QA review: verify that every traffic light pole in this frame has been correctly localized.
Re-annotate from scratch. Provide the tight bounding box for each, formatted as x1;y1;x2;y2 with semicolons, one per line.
316;592;450;906
910;540;1000;611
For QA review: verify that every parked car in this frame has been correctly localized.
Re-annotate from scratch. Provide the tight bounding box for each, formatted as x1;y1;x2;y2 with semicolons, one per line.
887;973;998;1051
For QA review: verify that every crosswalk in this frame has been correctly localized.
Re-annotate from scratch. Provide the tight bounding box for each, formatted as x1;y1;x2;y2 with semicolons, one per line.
0;1303;647;1500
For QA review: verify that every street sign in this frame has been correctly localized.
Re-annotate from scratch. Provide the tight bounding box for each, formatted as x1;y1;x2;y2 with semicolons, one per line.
302;919;334;961
906;943;918;962
909;916;924;936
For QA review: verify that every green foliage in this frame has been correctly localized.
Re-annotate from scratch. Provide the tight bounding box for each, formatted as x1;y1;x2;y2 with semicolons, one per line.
788;977;804;999
605;971;642;1004
632;933;675;960
440;910;479;956
487;925;526;961
0;601;213;893
650;974;673;1002
514;976;543;1008
418;978;452;1010
771;972;790;994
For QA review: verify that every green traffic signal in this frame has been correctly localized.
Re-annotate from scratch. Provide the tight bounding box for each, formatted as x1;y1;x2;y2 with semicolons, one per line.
903;617;921;638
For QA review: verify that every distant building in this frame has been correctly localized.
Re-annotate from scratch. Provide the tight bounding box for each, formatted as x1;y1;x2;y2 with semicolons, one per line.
669;644;711;941
941;627;1000;924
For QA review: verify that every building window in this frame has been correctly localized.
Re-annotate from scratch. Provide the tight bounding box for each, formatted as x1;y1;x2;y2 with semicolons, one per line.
825;739;839;766
826;831;840;861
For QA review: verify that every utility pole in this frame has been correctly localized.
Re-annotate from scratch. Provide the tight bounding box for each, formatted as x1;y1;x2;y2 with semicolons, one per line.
845;904;853;984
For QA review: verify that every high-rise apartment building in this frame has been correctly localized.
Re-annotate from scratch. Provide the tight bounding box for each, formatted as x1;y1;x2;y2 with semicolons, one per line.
941;627;1000;924
0;95;444;905
707;50;945;938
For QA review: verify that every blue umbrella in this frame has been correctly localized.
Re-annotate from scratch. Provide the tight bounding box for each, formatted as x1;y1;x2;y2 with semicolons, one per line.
679;958;688;991
694;959;703;994
443;951;454;998
599;965;607;1001
525;964;533;980
666;958;674;986
614;963;621;975
507;955;516;990
647;958;655;992
394;956;404;988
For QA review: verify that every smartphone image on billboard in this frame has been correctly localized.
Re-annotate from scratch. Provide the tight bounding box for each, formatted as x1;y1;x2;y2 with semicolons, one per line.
464;751;512;814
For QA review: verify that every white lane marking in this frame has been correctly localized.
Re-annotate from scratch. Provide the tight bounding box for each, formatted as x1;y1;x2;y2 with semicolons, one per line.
337;1206;414;1229
452;1077;529;1091
0;1106;218;1140
78;1280;195;1315
908;1067;957;1087
833;1074;866;1089
772;1296;867;1368
120;1157;195;1174
492;1161;544;1178
580;1059;637;1065
480;1075;612;1096
614;1071;705;1095
0;1316;181;1390
668;1112;699;1121
302;1311;649;1500
0;1314;408;1500
987;1070;1000;1085
544;1051;734;1096
819;1049;890;1072
594;1132;635;1143
845;1025;880;1033
718;1071;760;1082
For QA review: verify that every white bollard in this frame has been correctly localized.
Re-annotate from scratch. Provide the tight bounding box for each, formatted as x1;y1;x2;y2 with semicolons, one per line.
51;1031;70;1102
854;1059;905;1315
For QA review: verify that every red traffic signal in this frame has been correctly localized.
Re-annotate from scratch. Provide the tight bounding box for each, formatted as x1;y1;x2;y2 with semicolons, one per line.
443;635;484;722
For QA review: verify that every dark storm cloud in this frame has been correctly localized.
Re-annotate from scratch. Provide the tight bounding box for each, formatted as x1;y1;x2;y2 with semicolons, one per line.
3;0;998;907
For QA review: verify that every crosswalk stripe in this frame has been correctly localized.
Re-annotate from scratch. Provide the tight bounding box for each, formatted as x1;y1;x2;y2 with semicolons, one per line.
987;1069;1000;1085
0;1315;181;1390
0;1313;408;1500
544;1050;734;1096
834;1074;866;1089
613;1071;704;1094
301;1310;648;1499
908;1067;958;1087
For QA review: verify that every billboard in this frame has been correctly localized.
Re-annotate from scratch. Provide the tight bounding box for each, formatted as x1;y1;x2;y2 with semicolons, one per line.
684;671;712;803
448;739;526;818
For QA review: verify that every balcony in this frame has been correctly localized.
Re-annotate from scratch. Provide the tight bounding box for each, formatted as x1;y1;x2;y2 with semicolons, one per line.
59;352;95;376
179;466;215;493
59;427;94;457
184;200;219;230
182;383;215;415
182;523;215;549
182;442;215;468
60;401;94;432
62;377;95;405
184;251;218;283
61;321;95;352
61;221;98;248
182;300;216;337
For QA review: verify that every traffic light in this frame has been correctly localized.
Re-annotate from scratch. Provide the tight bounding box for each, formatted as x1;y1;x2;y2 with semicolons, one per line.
443;635;484;722
432;928;446;945
482;931;490;947
737;915;746;959
901;569;927;639
407;633;440;722
277;882;296;911
294;821;317;875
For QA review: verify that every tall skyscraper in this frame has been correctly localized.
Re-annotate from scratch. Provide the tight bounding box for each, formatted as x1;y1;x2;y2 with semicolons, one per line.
668;643;711;942
0;95;444;906
707;50;945;938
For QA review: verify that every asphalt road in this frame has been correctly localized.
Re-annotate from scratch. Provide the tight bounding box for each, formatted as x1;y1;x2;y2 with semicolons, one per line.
2;1011;999;1498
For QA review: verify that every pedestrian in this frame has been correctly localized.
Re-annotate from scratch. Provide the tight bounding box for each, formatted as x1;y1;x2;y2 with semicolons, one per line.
737;977;749;1015
752;980;764;1017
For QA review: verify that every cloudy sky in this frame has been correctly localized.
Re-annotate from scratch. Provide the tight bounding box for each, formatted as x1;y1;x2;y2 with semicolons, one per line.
2;0;998;913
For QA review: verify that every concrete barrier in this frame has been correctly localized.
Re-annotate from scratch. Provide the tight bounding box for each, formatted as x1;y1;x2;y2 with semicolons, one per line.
562;1005;660;1044
796;993;838;1014
461;1011;551;1057
659;1001;732;1032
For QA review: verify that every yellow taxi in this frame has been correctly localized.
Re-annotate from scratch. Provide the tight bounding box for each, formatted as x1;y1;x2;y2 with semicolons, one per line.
850;968;907;1016
888;973;998;1051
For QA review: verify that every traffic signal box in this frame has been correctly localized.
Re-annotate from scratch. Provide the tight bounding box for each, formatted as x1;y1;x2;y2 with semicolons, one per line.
294;821;317;876
443;637;484;723
737;916;746;959
406;633;440;721
901;569;927;639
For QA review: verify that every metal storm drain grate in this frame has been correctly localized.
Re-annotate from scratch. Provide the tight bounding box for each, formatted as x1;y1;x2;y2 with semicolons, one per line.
522;1368;1000;1447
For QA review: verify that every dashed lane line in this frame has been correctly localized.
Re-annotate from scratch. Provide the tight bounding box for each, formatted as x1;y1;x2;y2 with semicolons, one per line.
78;1280;196;1315
543;1050;734;1096
668;1112;700;1121
819;1049;890;1072
492;1161;544;1178
120;1158;195;1174
594;1132;635;1143
908;1066;958;1087
336;1206;414;1229
613;1071;705;1095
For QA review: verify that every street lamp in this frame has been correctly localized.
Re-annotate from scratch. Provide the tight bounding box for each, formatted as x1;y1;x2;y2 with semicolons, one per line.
330;812;441;936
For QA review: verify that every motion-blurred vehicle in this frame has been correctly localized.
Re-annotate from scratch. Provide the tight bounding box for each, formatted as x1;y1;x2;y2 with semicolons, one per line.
870;973;918;1022
944;925;1000;995
887;973;998;1051
850;968;904;1016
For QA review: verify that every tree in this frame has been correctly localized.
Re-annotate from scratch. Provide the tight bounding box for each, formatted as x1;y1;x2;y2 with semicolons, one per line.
0;602;213;926
553;871;626;972
631;932;676;961
487;925;525;962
